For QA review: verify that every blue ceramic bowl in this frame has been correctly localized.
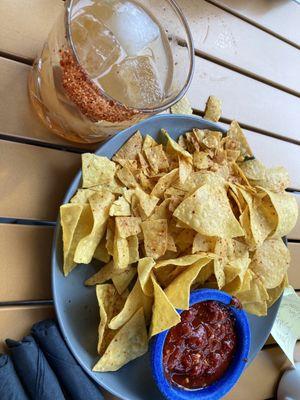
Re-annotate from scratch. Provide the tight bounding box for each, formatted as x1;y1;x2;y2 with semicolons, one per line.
151;289;250;400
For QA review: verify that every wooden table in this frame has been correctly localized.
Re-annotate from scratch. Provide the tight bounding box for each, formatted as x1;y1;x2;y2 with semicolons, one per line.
0;1;299;398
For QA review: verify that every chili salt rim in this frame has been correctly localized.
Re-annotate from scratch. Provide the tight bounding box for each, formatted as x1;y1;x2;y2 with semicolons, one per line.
64;0;195;114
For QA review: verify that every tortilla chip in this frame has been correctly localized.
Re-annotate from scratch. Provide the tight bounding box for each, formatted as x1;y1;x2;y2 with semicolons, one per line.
112;131;143;162
192;233;215;253
250;238;290;289
60;204;93;276
109;280;147;330
243;301;267;316
162;129;192;161
112;268;137;295
134;188;159;217
116;166;139;188
70;188;95;204
85;261;115;286
113;233;130;269
144;145;169;173
167;233;177;252
109;196;131;217
179;156;193;184
143;134;158;150
193;151;210;170
156;254;212;269
141;219;168;259
170;95;193;115
95;284;126;355
93;307;148;372
204;96;222;122
260;189;298;238
151;169;179;198
74;190;114;264
165;258;210;309
93;239;111;263
149;274;180;337
150;199;172;220
256;166;290;193
173;183;244;238
267;274;288;307
227;121;253;158
82;154;116;188
115;216;142;238
105;218;115;256
128;235;139;264
138;257;155;296
175;229;195;252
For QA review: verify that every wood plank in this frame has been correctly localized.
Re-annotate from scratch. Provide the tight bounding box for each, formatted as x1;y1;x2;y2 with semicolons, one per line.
189;57;300;143
288;193;300;240
1;55;300;150
176;0;300;94
224;342;300;399
0;0;63;60
0;305;55;353
288;243;300;290
208;0;300;47
0;57;96;150
0;224;53;302
0;140;81;221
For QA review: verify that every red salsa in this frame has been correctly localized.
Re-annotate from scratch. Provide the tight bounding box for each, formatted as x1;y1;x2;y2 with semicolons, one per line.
163;300;237;389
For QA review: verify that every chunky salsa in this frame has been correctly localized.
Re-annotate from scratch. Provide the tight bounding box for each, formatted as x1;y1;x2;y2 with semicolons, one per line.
163;300;237;389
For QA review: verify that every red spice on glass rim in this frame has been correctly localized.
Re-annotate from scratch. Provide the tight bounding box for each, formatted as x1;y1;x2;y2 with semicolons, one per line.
163;300;237;390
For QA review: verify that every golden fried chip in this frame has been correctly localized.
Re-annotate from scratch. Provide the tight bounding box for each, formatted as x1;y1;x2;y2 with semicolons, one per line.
70;188;95;204
134;188;159;217
60;204;90;276
116;166;139;188
105;218;115;256
193;151;210;170
112;268;137;295
243;301;267;316
192;233;215;253
256;166;290;193
149;274;180;337
179;156;193;184
173;183;244;238
112;131;143;162
115;216;142;238
85;261;115;286
109;196;131;217
250;239;290;289
227;121;253;158
138;257;155;296
82;154;116;188
144;145;169;173
151;169;179;198
95;284;125;355
267;274;288;307
109;280;148;330
175;229;195;252
113;234;130;269
128;235;139;264
93;239;110;263
170;95;193;115
74;190;114;264
260;189;298;238
93;307;148;372
204;96;222;122
150;199;171;220
165;258;210;309
142;134;158;150
214;238;227;289
167;233;177;252
240;159;266;181
141;219;168;259
162;129;192;161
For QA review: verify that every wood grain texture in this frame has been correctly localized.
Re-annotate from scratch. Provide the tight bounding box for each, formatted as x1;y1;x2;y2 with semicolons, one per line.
0;224;53;302
176;0;300;94
288;193;300;240
0;0;63;60
189;57;300;143
288;243;300;290
0;305;55;353
0;140;81;221
208;0;300;47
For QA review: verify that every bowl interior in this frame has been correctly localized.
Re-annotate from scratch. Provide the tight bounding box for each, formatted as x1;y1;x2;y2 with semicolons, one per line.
52;114;281;400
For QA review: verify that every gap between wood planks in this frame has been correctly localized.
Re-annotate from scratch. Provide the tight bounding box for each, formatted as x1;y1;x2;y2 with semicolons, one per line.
205;0;300;52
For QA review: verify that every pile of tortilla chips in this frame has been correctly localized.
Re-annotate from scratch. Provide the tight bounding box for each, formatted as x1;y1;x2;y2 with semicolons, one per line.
60;95;298;372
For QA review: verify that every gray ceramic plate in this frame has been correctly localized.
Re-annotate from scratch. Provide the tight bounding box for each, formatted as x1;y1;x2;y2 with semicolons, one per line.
52;114;281;400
